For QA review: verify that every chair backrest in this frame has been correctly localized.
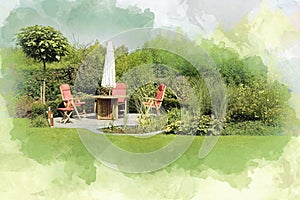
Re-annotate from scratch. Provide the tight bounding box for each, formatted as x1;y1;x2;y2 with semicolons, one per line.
112;83;127;103
60;84;73;101
155;84;166;107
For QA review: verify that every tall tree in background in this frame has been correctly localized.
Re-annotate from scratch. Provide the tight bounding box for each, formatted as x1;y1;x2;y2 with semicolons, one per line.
15;25;70;104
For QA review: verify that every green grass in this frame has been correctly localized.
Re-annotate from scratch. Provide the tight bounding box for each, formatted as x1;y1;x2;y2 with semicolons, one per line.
106;134;175;153
107;133;290;173
10;118;291;186
10;118;97;184
172;136;290;173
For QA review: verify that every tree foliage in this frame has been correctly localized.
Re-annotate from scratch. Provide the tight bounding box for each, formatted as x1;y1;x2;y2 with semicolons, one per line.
15;25;70;103
74;41;105;95
15;25;70;64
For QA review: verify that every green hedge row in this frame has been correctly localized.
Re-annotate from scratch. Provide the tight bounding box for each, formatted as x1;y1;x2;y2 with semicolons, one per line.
18;66;78;101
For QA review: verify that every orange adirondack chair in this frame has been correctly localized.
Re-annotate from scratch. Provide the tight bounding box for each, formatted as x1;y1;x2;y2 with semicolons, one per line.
57;84;86;122
112;83;127;116
142;83;166;114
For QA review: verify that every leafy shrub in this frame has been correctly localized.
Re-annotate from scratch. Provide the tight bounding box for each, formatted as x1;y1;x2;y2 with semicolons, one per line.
227;80;290;125
30;102;49;127
165;108;282;136
31;115;49;128
31;102;47;119
223;121;282;136
74;42;105;95
165;108;182;134
127;83;177;113
19;66;78;101
165;109;224;135
13;95;35;118
46;100;63;117
138;113;167;133
201;40;268;86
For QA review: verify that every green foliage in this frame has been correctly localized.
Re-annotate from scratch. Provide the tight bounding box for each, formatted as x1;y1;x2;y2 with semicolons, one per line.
227;80;290;125
0;47;41;70
138;113;167;133
15;25;71;103
19;66;78;100
164;108;283;136
165;109;225;136
127;81;180;113
46;100;64;117
13;95;35;118
115;49;153;81
129;82;157;113
223;121;282;136
30;102;48;127
15;25;70;64
2;34;295;135
75;41;105;94
201;39;268;85
31;115;49;128
31;102;47;119
165;108;182;134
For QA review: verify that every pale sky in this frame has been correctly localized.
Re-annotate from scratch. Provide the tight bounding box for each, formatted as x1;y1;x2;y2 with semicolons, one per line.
0;0;20;26
116;0;300;34
0;0;299;34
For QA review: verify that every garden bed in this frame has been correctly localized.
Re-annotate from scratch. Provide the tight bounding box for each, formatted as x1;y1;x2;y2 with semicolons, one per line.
98;124;165;135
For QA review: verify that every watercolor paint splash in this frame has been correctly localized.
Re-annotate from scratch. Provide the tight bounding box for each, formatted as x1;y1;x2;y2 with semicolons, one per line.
0;0;300;199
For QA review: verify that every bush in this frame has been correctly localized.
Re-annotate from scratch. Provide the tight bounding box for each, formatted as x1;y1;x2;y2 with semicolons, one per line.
165;109;224;135
31;115;49;128
13;95;35;118
223;121;282;136
74;42;105;95
19;66;78;101
46;100;64;117
30;102;50;127
31;102;47;119
165;108;182;134
138;113;167;133
226;80;290;125
165;108;283;136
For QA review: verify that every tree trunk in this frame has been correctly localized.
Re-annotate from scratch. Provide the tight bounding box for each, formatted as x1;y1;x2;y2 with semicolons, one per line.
43;61;46;104
40;86;43;103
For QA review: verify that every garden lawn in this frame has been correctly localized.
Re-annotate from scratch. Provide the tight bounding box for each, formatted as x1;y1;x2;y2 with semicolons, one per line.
10;118;291;185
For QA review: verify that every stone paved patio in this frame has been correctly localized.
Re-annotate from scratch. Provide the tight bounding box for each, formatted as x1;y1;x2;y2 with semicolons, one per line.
53;113;140;133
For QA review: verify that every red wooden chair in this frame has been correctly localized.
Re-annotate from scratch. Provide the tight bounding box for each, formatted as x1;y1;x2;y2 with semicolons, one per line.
57;100;74;124
58;84;86;122
142;84;166;114
112;83;127;116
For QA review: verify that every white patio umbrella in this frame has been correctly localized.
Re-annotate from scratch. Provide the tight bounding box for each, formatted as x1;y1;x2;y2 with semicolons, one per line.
101;41;116;95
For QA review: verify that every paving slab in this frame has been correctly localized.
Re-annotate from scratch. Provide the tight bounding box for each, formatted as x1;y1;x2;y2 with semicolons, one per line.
53;113;141;133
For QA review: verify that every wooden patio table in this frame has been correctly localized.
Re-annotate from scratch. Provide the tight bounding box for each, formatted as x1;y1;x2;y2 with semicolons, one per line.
93;95;129;120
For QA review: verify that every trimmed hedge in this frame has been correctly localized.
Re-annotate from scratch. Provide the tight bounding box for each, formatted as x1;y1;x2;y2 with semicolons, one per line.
18;66;78;101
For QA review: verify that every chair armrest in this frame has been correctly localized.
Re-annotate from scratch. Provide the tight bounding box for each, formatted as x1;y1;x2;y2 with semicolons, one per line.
143;97;162;102
143;97;156;100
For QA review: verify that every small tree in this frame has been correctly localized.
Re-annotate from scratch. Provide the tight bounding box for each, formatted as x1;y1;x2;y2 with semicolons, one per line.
15;25;70;104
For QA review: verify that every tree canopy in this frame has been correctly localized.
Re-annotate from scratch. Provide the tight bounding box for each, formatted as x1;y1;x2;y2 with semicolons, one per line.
15;25;70;64
15;25;70;103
